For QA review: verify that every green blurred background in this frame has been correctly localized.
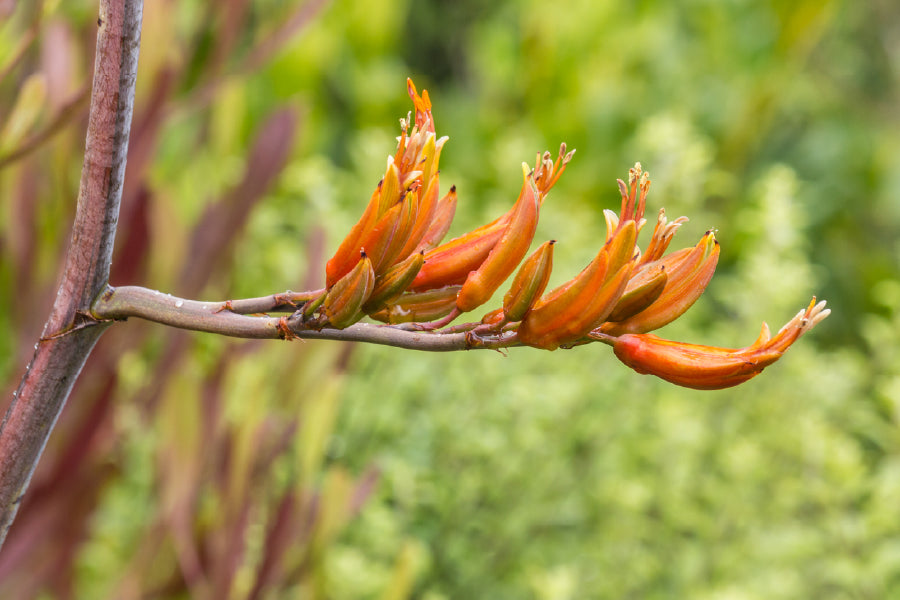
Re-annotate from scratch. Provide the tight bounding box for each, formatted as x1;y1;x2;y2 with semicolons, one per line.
1;0;899;597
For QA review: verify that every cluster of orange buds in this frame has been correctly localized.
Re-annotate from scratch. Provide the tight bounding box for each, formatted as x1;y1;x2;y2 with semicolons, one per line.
310;78;573;331
315;79;451;327
304;79;829;390
506;163;722;351
510;162;829;388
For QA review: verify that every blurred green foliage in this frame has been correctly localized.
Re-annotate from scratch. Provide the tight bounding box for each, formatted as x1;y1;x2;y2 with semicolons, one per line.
1;0;899;598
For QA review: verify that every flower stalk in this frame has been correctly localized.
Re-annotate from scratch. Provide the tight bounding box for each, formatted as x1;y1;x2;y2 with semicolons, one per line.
88;79;829;392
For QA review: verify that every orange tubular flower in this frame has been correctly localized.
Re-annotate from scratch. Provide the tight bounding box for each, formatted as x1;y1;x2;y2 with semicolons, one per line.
410;146;573;293
595;298;830;390
455;166;541;314
517;219;638;351
501;240;555;323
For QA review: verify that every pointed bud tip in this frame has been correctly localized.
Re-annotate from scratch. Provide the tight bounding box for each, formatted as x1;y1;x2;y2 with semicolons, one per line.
811;308;831;327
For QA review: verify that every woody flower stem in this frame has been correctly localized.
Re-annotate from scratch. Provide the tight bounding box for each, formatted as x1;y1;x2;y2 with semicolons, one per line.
0;0;143;548
91;285;519;352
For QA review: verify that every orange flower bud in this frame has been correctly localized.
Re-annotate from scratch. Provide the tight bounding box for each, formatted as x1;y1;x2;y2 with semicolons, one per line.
602;298;830;390
363;251;425;313
606;262;668;322
601;230;719;336
325;186;382;288
456;166;541;313
322;253;375;329
517;222;637;350
397;174;442;261
603;217;639;275
356;190;418;275
414;186;458;253
369;285;461;324
380;189;420;271
417;132;445;193
502;240;555;323
410;146;570;292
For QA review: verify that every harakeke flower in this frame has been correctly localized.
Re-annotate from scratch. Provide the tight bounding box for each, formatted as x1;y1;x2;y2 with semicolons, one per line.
306;80;829;390
592;298;830;389
325;79;448;289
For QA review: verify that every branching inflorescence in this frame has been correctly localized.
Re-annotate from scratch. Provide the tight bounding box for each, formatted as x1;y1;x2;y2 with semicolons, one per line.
92;79;830;389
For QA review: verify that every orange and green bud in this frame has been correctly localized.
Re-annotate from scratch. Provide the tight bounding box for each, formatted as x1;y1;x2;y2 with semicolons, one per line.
517;224;637;350
456;166;541;314
602;298;830;390
322;253;375;329
606;262;668;323
603;219;638;275
369;285;461;324
363;251;425;313
501;240;555;323
601;230;719;336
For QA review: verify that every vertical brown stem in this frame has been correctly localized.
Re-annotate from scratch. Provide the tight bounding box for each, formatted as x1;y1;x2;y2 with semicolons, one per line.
0;0;143;548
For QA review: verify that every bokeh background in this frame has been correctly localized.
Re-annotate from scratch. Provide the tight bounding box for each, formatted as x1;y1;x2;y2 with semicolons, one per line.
2;0;899;597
